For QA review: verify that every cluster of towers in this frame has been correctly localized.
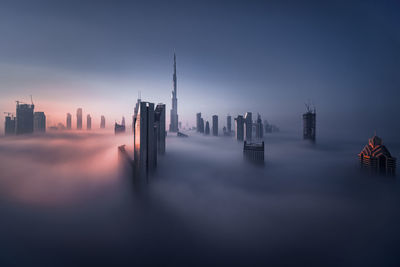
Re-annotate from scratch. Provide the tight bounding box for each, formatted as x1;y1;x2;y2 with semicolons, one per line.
4;98;46;135
66;108;106;130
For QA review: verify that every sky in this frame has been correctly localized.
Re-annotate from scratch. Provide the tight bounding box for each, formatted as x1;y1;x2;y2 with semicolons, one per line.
0;0;399;139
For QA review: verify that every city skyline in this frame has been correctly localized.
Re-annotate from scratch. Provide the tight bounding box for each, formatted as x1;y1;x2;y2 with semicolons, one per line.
1;1;399;140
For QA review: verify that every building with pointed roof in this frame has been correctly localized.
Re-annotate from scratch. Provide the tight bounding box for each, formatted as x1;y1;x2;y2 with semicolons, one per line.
359;135;396;176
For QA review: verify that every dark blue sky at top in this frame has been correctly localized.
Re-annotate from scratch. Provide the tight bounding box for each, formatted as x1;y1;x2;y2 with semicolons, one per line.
0;0;399;139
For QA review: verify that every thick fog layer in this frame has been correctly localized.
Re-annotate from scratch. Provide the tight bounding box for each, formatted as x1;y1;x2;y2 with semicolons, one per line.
0;132;399;266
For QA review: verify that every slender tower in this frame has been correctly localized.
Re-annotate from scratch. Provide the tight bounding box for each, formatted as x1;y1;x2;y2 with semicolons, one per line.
169;53;179;132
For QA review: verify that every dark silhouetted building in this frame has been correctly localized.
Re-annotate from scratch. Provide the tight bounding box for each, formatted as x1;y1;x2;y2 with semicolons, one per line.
115;117;126;134
255;113;263;139
212;115;218;136
34;112;46;132
244;141;264;164
133;95;141;133
227;115;232;133
169;53;179;132
303;105;316;141
76;108;82;130
154;104;166;155
66;113;72;130
4;114;16;135
244;112;252;142
205;121;210;135
196;113;202;132
134;102;156;179
359;135;396;176
198;117;204;133
87;114;92;130
235;115;244;141
100;115;105;129
16;102;34;135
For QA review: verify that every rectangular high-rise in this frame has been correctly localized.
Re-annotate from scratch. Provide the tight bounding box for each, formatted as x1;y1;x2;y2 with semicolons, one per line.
227;115;232;133
4;115;16;135
76;108;82;130
16;102;34;135
33;112;46;132
303;107;316;141
66;113;72;130
100;115;105;129
235;115;244;141
87;114;91;130
154;104;166;155
244;112;252;142
134;102;156;180
212;115;218;136
196;113;201;132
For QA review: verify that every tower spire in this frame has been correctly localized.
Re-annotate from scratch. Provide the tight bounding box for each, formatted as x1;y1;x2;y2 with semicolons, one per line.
169;52;179;132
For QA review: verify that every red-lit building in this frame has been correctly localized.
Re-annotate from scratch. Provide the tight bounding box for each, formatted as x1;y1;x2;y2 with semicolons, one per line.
359;135;396;176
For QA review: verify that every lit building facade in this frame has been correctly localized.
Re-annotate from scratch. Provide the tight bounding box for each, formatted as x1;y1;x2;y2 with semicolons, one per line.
359;135;396;176
76;108;82;130
243;141;264;164
16;102;34;135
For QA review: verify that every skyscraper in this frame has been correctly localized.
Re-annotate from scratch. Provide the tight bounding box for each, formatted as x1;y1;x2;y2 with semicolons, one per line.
169;53;179;132
154;104;166;155
359;135;396;176
87;114;91;130
100;115;105;129
227;115;232;133
303;105;316;141
235;115;244;141
196;113;201;132
16;102;34;135
134;102;156;180
133;94;141;133
212;115;218;136
205;121;210;135
200;118;204;133
255;113;263;139
66;113;72;130
244;112;252;142
76;108;82;130
4;114;15;135
33;112;46;132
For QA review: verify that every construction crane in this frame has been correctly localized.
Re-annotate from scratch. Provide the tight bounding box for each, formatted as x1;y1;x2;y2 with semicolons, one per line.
3;112;14;117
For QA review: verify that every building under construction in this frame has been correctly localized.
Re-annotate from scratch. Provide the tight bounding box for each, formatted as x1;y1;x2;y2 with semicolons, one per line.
4;113;16;135
16;101;34;135
303;104;316;141
359;135;396;176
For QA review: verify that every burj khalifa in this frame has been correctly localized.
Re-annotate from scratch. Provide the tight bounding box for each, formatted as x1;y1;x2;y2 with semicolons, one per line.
169;53;179;132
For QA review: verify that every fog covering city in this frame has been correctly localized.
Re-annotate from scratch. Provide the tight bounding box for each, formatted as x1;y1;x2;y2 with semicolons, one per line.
0;131;399;266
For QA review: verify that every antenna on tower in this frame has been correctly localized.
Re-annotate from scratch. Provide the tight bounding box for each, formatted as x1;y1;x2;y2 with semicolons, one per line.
138;91;141;100
30;95;34;105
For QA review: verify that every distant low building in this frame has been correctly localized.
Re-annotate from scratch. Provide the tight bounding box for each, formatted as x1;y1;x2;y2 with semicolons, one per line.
359;135;396;176
243;141;264;164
